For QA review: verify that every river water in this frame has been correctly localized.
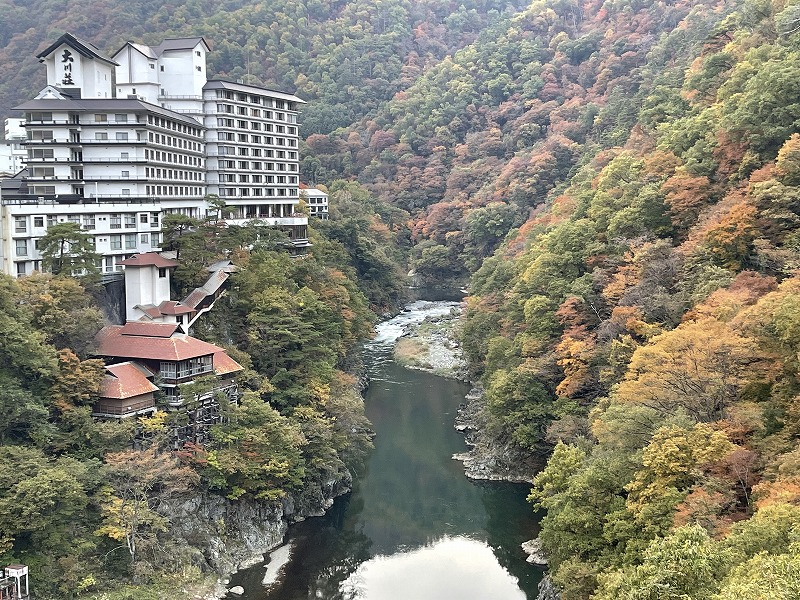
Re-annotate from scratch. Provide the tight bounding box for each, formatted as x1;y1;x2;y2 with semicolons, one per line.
230;300;543;599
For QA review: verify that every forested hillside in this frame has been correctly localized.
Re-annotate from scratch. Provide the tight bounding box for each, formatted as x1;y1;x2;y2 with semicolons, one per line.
0;0;528;136
440;0;800;597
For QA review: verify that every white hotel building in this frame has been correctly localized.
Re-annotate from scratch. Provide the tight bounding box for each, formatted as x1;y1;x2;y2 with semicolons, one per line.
0;33;308;277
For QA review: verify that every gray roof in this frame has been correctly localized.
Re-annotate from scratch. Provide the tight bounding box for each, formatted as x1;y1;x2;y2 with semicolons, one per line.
123;42;158;60
13;98;204;127
204;80;305;105
37;33;118;66
153;38;209;54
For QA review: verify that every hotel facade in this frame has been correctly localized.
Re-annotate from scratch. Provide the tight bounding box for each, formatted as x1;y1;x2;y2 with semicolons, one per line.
0;33;308;277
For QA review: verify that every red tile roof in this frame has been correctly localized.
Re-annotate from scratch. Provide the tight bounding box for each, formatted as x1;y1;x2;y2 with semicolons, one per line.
119;322;178;338
214;351;244;375
119;253;179;268
137;305;164;319
101;362;159;399
97;326;225;361
158;301;194;315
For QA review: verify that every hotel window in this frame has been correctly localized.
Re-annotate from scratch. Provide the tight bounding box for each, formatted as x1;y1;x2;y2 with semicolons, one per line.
15;239;27;256
125;214;136;228
95;132;108;141
82;215;95;229
16;263;26;276
141;233;149;244
110;214;122;229
47;215;57;227
95;114;107;122
116;132;129;141
31;148;54;159
121;170;130;178
30;130;53;140
140;213;149;224
14;217;26;233
110;235;122;250
125;234;137;249
115;114;128;123
151;232;159;246
34;216;44;228
122;189;131;196
160;362;177;379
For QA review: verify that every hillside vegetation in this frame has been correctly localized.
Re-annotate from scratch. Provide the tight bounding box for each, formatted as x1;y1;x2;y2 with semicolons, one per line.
0;0;528;136
445;0;800;597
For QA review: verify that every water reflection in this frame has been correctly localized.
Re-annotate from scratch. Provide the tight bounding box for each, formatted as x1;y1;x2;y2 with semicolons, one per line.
340;536;525;600
230;302;542;600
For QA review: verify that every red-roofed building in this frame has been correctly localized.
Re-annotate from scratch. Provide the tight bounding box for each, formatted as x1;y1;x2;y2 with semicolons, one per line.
93;362;158;418
92;249;245;445
96;324;242;409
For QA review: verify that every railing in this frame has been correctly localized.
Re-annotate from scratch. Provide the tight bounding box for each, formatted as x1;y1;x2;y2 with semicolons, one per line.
0;195;163;206
24;138;146;144
25;157;149;163
159;93;203;99
25;118;145;124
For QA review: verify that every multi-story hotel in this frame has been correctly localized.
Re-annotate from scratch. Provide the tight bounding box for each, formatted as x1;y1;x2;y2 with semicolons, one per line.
0;32;309;277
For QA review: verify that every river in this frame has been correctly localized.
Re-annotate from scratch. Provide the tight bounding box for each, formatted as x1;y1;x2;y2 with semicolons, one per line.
229;300;543;599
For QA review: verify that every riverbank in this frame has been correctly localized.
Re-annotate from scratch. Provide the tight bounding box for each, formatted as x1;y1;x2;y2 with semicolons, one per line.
390;305;540;483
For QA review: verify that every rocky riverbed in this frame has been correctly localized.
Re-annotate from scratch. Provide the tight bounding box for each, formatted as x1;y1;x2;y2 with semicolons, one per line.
392;308;469;380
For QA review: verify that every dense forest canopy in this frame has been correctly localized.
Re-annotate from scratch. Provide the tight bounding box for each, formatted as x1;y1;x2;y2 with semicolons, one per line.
3;0;800;597
0;0;529;136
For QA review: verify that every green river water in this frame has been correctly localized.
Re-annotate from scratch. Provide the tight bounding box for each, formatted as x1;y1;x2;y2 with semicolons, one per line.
230;300;544;599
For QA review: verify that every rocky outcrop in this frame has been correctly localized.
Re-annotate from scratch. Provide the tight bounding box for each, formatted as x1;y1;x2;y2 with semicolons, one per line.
164;470;352;598
453;385;542;482
166;493;289;576
521;538;548;565
536;575;561;600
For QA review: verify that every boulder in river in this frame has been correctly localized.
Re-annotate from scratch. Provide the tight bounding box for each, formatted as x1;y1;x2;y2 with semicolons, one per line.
521;538;548;565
